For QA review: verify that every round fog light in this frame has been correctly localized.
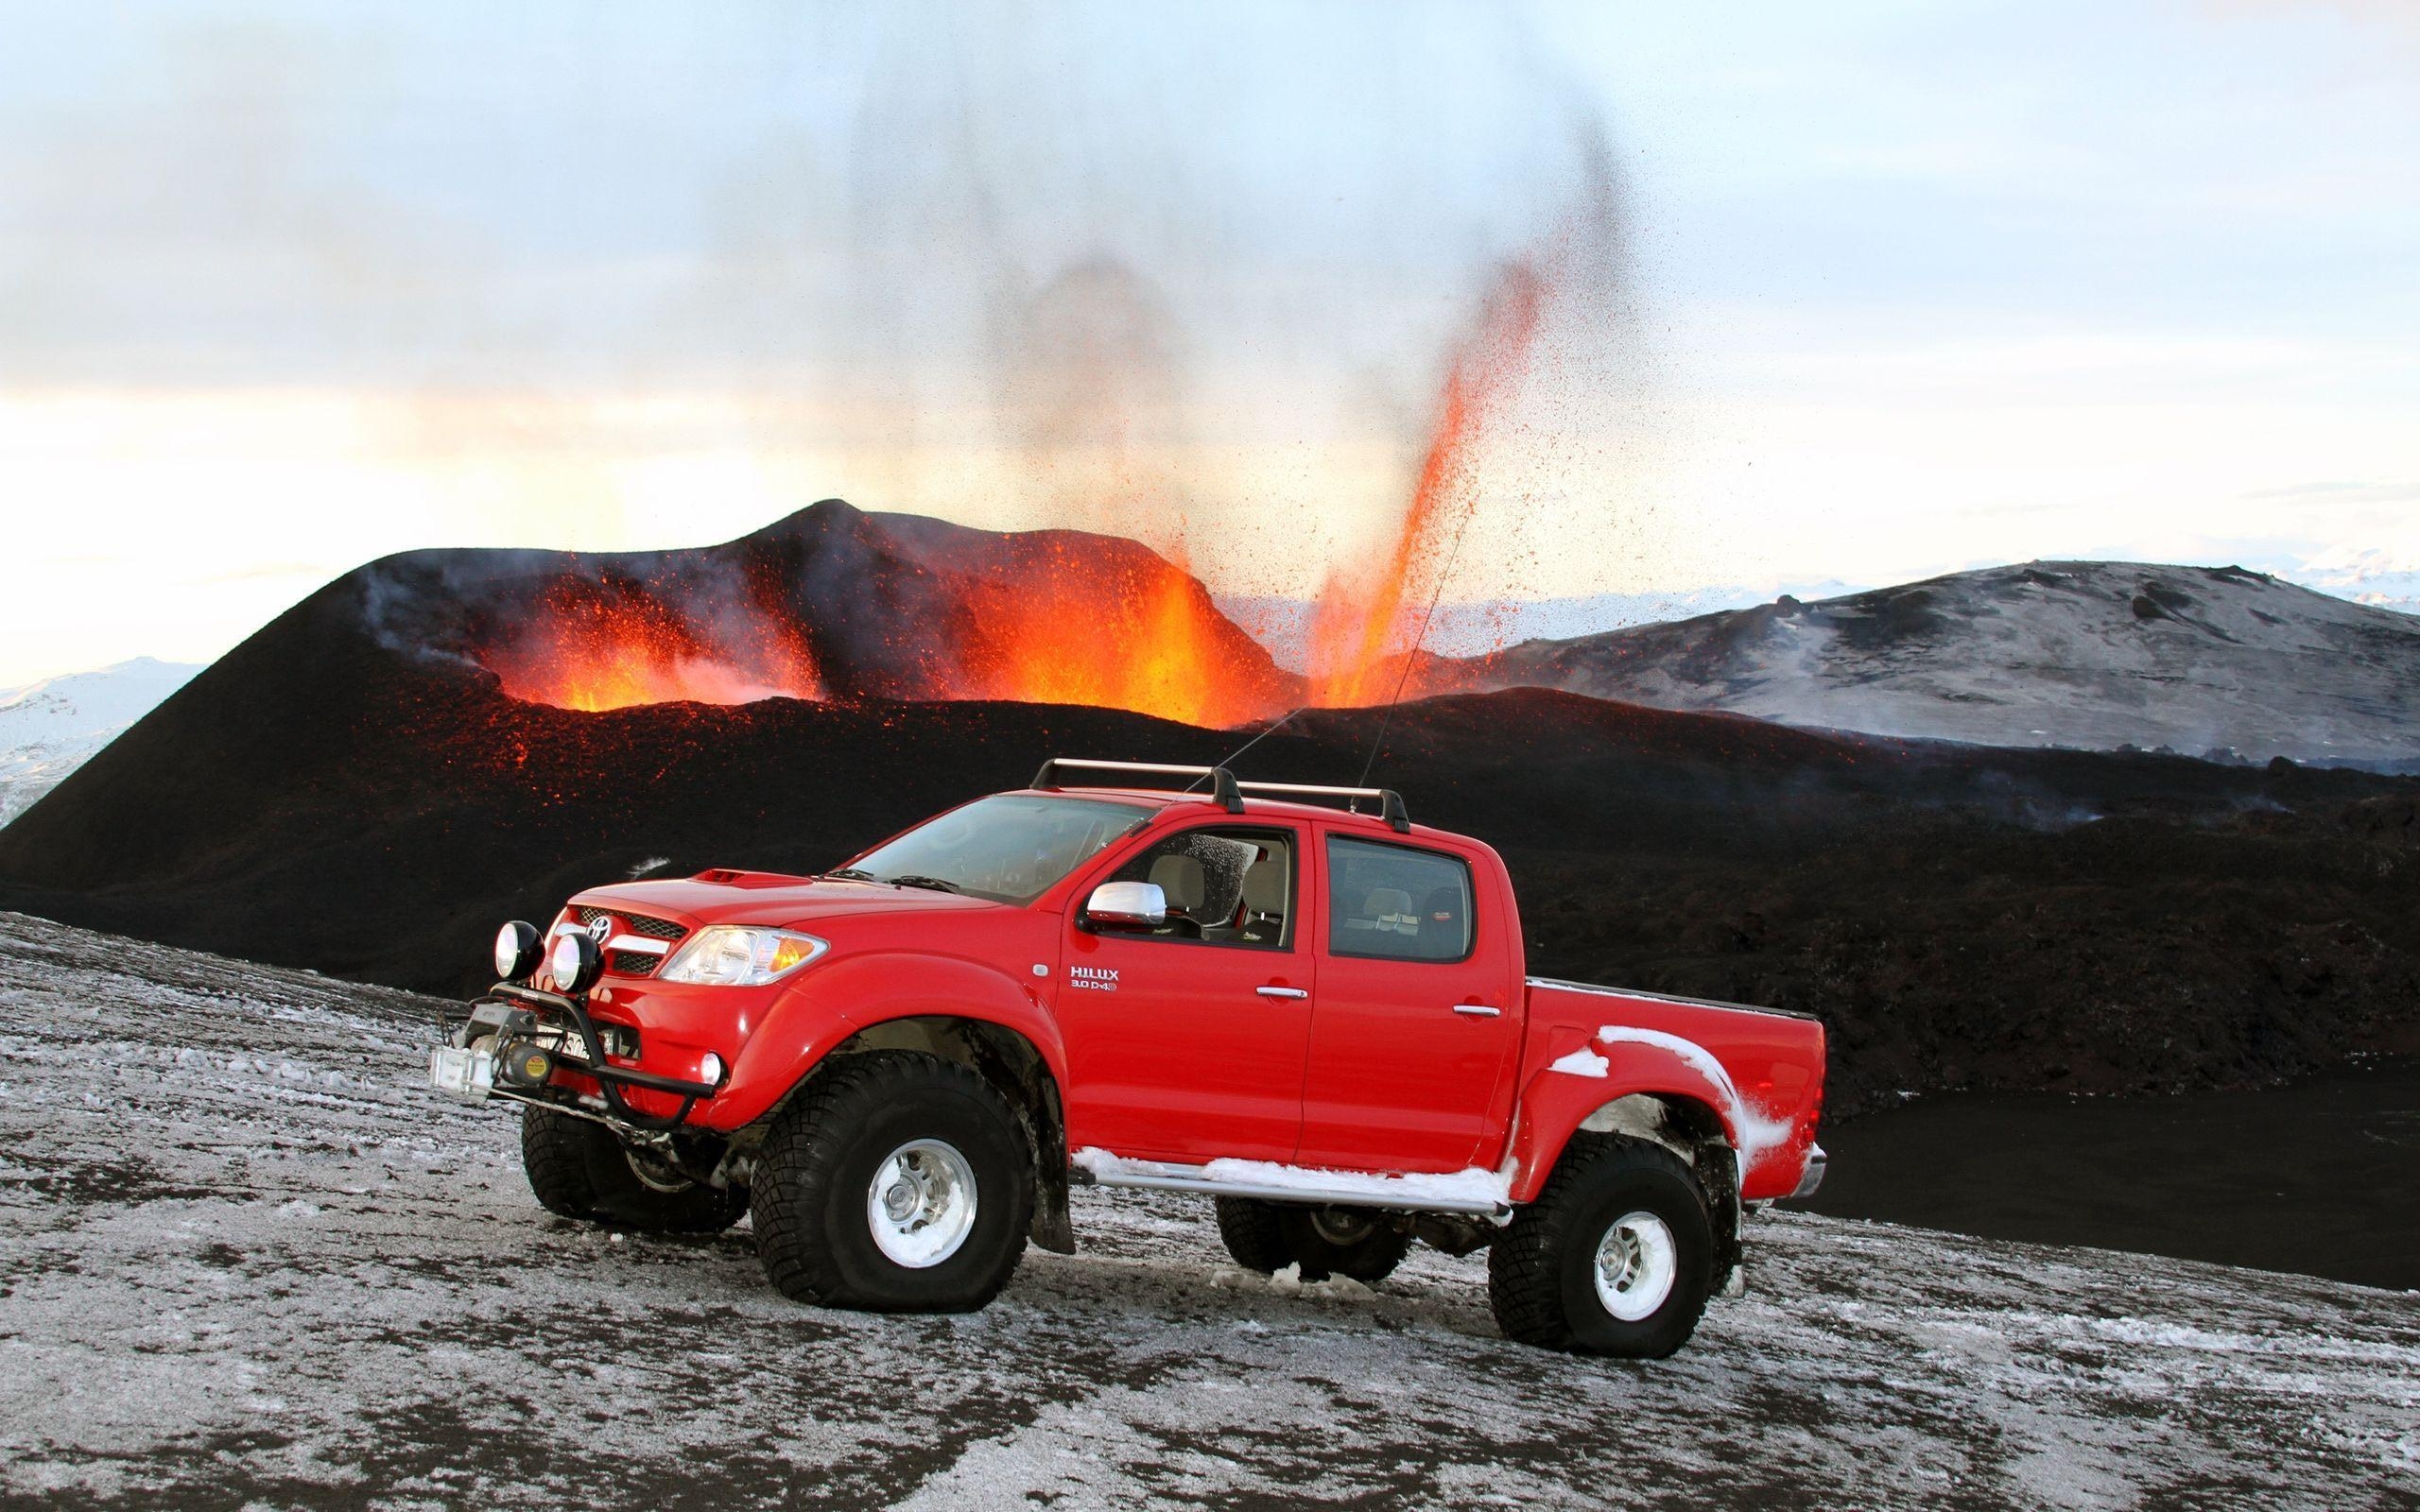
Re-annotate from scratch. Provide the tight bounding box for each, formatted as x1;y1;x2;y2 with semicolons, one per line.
698;1053;725;1086
493;920;542;982
548;930;603;995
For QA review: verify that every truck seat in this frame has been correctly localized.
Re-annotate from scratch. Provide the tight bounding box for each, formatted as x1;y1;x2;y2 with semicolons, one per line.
1362;886;1416;936
1233;857;1289;944
1147;853;1207;936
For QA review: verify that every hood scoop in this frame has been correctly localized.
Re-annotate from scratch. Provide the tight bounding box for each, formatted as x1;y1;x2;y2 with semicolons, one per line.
692;868;816;888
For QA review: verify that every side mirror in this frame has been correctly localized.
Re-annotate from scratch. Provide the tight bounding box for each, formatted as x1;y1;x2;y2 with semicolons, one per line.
1082;881;1167;932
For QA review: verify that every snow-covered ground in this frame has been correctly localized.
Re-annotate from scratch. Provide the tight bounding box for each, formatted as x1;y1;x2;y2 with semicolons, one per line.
0;912;2413;1510
0;658;200;826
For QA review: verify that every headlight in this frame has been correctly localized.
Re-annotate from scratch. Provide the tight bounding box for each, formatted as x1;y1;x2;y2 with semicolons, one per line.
656;927;828;987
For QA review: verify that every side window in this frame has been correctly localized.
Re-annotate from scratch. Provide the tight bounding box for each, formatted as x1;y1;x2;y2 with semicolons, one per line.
1326;835;1475;963
1107;828;1296;949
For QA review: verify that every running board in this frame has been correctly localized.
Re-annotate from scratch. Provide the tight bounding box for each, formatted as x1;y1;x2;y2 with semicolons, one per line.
1069;1148;1512;1217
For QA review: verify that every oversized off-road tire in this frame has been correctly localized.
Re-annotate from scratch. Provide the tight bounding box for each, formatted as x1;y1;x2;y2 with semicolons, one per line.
1488;1135;1714;1358
518;1105;749;1233
1216;1198;1411;1283
1214;1196;1292;1272
1282;1205;1411;1283
751;1051;1033;1313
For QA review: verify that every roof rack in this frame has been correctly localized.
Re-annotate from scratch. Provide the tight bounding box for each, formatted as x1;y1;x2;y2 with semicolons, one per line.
1031;758;1242;815
1236;780;1410;833
1029;759;1410;833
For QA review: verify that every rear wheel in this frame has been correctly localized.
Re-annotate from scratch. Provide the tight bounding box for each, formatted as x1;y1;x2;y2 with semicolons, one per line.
1215;1198;1410;1283
1487;1135;1714;1358
751;1052;1033;1313
1214;1196;1291;1272
518;1105;747;1233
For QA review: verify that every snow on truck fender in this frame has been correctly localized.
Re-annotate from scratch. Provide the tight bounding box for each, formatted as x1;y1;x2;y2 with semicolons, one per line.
1506;980;1825;1205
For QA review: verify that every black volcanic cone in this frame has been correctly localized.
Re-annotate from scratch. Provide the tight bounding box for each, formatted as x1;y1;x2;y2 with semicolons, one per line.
1;504;2416;1118
352;498;1301;718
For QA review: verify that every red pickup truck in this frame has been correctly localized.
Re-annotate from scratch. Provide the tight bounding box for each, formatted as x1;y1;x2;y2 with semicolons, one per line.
433;759;1826;1357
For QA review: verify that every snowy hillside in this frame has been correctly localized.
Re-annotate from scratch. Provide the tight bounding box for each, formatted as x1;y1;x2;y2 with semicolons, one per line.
0;911;2412;1509
1443;561;2420;766
0;657;199;825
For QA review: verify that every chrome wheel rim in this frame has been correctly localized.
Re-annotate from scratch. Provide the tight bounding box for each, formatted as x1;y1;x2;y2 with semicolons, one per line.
866;1139;978;1268
1593;1210;1678;1321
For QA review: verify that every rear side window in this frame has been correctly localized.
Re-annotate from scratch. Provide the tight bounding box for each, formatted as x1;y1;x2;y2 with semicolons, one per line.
1326;835;1475;962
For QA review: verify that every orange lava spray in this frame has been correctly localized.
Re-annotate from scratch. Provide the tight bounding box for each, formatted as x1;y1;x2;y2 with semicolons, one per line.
1309;260;1546;707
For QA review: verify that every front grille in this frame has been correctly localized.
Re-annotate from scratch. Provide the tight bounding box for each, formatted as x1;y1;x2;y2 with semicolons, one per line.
577;906;688;978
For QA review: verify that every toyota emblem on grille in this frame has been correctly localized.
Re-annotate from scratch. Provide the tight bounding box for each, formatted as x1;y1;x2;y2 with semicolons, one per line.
586;914;616;944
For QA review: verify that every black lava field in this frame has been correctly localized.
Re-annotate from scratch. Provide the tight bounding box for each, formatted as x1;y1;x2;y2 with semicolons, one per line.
0;506;2413;1123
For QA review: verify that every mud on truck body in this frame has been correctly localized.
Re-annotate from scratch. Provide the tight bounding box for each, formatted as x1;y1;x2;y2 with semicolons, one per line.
432;759;1827;1357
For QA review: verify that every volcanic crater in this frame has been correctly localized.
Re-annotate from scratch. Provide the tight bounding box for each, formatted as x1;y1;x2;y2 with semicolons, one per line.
367;499;1299;725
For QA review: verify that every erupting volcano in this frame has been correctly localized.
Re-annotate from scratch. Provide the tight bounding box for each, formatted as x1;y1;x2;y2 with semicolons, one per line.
408;215;1587;729
379;502;1300;727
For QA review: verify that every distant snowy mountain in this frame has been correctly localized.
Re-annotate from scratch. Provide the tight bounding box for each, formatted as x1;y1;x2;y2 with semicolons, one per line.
1432;561;2420;766
2296;545;2420;618
0;658;202;825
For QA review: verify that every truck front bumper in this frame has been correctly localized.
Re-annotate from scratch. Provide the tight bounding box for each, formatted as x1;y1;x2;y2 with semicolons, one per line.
434;985;722;1132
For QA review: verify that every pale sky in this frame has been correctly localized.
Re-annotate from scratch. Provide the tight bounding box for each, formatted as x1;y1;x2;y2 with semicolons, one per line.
3;1;2416;686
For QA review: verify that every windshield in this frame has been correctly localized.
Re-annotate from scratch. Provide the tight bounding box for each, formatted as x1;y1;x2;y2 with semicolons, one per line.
837;794;1151;905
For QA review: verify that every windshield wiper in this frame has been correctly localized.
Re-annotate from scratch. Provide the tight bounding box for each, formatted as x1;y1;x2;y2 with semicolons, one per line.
882;874;966;895
821;867;881;883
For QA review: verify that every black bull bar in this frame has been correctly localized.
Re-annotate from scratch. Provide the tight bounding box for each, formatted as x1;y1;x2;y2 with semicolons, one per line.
452;983;719;1131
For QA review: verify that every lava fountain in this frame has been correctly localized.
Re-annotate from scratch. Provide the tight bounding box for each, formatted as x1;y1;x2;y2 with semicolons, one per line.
1308;259;1546;708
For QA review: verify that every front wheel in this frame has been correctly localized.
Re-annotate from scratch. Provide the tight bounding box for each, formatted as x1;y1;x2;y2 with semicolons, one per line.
1487;1135;1714;1357
751;1052;1033;1313
518;1106;748;1233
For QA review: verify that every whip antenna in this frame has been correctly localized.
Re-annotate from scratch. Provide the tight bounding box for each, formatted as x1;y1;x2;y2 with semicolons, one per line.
1184;705;1305;793
1355;505;1477;790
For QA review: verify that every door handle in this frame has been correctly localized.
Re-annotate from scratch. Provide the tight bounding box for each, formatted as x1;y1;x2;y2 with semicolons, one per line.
1255;986;1309;1000
1452;1003;1501;1018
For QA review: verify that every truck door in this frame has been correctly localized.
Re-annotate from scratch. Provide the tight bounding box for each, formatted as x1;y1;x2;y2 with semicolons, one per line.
1056;823;1313;1163
1296;830;1519;1173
